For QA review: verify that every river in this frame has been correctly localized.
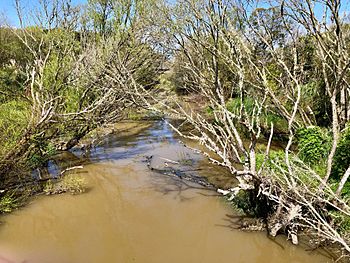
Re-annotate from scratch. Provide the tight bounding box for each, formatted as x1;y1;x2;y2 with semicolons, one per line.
0;121;332;263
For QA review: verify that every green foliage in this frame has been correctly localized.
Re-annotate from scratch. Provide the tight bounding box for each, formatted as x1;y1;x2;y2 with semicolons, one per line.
44;176;86;195
27;141;57;169
255;153;265;171
0;193;19;213
332;124;350;180
296;126;331;166
226;97;254;114
0;100;30;156
206;106;214;116
232;188;271;218
330;179;350;197
0;28;31;67
157;73;175;91
88;0;153;35
226;97;288;133
43;180;55;194
170;35;236;95
45;143;56;156
127;110;145;120
264;112;288;133
295;125;349;181
250;7;288;49
256;150;286;172
27;154;46;169
41;32;82;112
330;211;350;235
169;54;198;94
127;109;163;121
300;81;331;127
88;0;115;35
257;150;321;191
233;190;255;215
0;66;26;102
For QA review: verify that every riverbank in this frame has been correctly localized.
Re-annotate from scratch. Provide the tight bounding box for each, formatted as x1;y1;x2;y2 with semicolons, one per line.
0;121;154;216
0;120;332;263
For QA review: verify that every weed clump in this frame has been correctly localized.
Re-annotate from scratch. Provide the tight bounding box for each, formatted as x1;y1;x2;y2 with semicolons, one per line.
0;193;19;213
44;176;86;195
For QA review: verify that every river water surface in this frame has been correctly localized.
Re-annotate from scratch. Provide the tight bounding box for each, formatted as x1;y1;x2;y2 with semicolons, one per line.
0;121;332;263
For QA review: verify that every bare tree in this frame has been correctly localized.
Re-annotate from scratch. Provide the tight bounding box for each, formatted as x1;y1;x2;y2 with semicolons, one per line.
0;0;163;178
143;0;350;258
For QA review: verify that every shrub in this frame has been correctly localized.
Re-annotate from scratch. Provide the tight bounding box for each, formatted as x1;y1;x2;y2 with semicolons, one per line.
332;124;350;180
27;142;57;169
256;150;286;172
226;97;255;115
226;97;288;133
330;211;350;235
296;126;331;165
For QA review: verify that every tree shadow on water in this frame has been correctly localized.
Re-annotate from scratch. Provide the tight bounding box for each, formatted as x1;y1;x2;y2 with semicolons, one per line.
150;171;216;202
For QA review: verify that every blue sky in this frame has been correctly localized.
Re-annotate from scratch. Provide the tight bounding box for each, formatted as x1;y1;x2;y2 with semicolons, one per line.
1;0;349;27
0;0;87;26
0;0;20;25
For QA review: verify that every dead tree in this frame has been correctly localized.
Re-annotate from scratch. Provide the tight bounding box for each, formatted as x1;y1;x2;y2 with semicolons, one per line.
144;0;350;258
0;0;162;179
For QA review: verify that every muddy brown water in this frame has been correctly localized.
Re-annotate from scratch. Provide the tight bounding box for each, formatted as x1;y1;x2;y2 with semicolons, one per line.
0;121;332;263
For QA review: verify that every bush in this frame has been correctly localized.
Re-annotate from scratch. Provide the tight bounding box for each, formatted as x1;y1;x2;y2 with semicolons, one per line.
0;67;26;102
226;97;288;133
330;211;350;235
296;126;331;166
332;124;350;180
257;150;321;191
27;141;57;169
226;97;257;115
256;150;286;172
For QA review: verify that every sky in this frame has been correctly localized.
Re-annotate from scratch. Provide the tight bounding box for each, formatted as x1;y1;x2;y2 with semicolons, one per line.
1;0;349;27
0;0;87;26
0;0;20;25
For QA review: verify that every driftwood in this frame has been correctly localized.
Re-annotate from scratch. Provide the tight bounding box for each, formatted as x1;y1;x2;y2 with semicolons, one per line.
145;155;215;189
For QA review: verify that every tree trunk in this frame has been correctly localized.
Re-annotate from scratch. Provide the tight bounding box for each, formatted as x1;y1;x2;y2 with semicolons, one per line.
336;166;350;196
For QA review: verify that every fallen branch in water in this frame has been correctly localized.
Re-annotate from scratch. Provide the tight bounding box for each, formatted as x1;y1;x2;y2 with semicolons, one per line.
145;155;215;189
60;166;84;176
159;157;179;164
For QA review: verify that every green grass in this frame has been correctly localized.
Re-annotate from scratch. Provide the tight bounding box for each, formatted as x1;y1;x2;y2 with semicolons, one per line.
0;100;30;157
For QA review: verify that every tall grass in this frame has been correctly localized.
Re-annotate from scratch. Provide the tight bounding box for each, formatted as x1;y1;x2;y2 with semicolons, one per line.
0;100;30;157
